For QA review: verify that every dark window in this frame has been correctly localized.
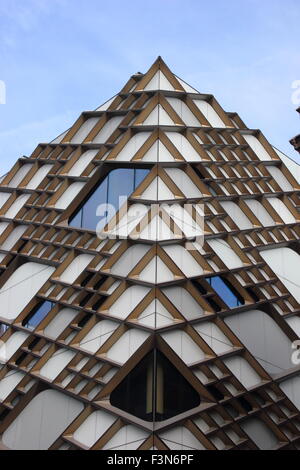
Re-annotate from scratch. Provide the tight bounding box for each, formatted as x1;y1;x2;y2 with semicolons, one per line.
246;287;260;303
22;301;54;330
28;337;40;350
206;276;244;308
110;350;200;422
237;396;253;413
207;384;224;401
78;313;92;328
78;293;93;307
69;168;149;232
15;352;28;366
191;279;207;295
80;273;94;287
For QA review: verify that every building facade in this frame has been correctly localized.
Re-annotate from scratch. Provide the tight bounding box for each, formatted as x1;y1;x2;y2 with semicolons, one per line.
0;57;299;450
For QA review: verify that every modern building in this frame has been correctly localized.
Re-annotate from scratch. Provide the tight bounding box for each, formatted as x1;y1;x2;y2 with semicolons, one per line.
0;57;299;450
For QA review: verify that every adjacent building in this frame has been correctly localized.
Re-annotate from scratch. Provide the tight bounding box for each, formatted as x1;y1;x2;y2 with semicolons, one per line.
290;106;300;154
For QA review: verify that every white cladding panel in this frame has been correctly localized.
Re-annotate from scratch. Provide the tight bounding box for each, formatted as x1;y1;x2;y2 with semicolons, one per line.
73;410;116;448
0;222;9;235
109;285;150;319
163;204;203;238
223;356;262;388
0;193;11;209
139;256;174;283
207;239;244;269
102;425;149;450
26;164;53;189
267;166;293;191
70;117;99;143
40;349;75;381
243;134;272;161
144;71;174;91
244;199;275;226
141;177;174;200
193;100;226;128
220;201;253;230
279;375;300;410
160;427;205;450
225;309;293;374
0;225;27;250
0;331;29;363
143;105;174;126
165;132;201;161
5;194;30;218
79;320;119;354
8;164;33;188
115;132;151;161
161;330;205;365
164;168;202;198
240;418;278;450
44;308;78;339
0;262;55;320
68;150;98;177
93;116;123;143
266;197;295;223
163;245;203;277
106;329;150;364
261;248;300;303
55;182;85;209
143;140;175;162
194;322;233;354
166;97;200;126
3;390;83;450
273;147;300;183
162;286;204;320
110;245;150;277
176;76;199;93
59;254;93;284
0;371;25;401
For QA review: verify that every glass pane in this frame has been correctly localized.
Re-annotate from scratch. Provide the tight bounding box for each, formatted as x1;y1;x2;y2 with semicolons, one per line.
22;301;54;330
69;168;150;232
110;349;200;422
134;169;149;188
82;176;108;231
207;276;244;308
107;168;134;215
69;208;82;228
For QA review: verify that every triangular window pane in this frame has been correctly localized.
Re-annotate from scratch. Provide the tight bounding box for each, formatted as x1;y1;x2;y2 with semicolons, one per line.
110;350;200;421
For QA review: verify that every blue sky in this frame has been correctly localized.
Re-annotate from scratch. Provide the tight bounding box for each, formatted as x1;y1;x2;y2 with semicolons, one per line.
0;0;299;175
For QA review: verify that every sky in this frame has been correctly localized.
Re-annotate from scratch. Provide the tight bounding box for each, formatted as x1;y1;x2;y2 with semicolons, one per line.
0;0;299;175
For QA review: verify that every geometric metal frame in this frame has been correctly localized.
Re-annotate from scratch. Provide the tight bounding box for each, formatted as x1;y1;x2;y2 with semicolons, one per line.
0;57;299;450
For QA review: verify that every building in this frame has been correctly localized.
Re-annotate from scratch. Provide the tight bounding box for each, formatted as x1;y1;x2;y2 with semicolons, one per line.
0;57;299;450
290;107;300;154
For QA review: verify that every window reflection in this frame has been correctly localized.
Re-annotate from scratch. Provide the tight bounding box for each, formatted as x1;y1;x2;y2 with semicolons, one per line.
206;276;244;308
22;301;54;330
69;168;149;231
